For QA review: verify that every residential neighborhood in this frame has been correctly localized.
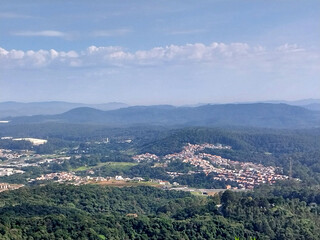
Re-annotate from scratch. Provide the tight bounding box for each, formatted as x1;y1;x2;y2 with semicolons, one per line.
133;143;290;189
0;141;290;191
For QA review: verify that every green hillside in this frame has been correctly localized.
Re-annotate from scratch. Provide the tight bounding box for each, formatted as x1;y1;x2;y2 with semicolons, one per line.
0;183;319;239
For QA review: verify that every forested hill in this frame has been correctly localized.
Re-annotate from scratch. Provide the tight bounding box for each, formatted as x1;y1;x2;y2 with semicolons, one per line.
0;183;319;239
0;101;128;118
138;127;320;183
6;103;320;128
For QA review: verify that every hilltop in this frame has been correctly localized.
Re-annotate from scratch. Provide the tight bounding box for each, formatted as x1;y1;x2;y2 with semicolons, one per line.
0;101;128;118
5;103;320;129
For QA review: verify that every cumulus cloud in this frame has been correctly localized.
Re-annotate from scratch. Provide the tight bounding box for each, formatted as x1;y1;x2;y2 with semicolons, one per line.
0;42;318;70
0;47;78;68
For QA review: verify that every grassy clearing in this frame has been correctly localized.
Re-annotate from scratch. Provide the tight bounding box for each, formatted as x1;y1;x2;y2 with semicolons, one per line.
121;148;137;156
190;191;204;196
73;166;88;171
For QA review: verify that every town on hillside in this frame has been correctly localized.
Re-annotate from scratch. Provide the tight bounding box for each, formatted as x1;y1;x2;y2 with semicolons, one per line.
133;143;290;189
0;138;290;192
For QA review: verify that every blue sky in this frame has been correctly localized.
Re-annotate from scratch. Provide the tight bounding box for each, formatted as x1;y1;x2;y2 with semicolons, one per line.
1;0;319;105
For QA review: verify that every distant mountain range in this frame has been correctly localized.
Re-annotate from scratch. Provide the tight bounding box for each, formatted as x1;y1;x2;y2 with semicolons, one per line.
0;101;128;118
266;99;320;106
263;99;320;111
299;103;320;111
4;103;320;129
1;99;319;119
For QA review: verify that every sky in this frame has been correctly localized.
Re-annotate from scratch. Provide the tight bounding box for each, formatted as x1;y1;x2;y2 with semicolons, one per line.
0;0;319;105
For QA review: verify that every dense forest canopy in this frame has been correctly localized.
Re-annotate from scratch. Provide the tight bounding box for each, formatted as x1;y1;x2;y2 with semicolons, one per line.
0;182;319;239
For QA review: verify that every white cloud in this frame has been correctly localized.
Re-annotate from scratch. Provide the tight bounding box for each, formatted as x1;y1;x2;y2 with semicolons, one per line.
0;47;78;68
8;50;25;59
0;42;318;71
85;46;124;55
276;43;304;53
12;30;67;37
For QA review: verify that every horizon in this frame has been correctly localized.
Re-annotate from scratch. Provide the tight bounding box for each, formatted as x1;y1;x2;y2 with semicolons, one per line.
1;1;319;104
0;98;319;107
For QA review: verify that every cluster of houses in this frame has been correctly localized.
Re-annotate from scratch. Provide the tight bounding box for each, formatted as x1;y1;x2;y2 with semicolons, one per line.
0;148;24;160
31;172;146;185
132;153;159;162
0;167;24;177
163;143;231;161
33;172;86;184
133;143;289;189
0;183;24;192
0;148;71;177
212;168;289;189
